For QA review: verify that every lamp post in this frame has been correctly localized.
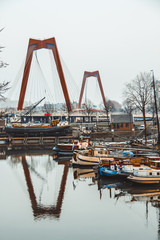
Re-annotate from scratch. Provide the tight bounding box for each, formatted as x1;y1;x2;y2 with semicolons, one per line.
132;128;135;138
151;70;160;145
111;129;114;142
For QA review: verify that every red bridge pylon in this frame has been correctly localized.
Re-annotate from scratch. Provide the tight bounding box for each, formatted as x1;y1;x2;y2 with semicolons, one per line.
17;37;72;112
78;71;108;114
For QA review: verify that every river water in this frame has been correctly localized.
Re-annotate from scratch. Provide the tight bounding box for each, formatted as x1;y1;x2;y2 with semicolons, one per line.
0;151;159;240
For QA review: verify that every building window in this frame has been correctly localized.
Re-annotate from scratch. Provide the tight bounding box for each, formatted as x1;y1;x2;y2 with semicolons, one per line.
126;123;129;127
121;123;123;128
117;123;119;128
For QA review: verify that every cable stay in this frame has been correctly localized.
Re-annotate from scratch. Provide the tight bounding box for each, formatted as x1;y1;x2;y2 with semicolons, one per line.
34;51;55;103
49;51;64;105
85;78;88;104
27;161;47;183
93;78;99;107
24;51;53;105
60;54;80;103
5;59;25;102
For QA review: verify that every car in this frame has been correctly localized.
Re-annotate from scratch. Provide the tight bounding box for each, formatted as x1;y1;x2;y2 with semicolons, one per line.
139;125;144;130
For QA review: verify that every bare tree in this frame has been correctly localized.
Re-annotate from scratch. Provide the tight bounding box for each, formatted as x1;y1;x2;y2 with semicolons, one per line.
123;97;135;115
123;98;135;139
99;99;122;113
0;28;9;101
59;103;71;123
0;28;8;68
123;72;152;143
0;81;10;101
43;103;53;114
82;100;94;122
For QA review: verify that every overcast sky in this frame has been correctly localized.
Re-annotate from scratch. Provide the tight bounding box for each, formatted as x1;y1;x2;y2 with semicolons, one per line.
1;0;160;106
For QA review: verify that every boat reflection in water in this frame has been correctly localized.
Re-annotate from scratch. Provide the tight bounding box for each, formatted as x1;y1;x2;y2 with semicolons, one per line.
72;164;160;237
98;177;160;202
73;166;160;207
72;167;97;190
9;154;70;220
98;176;160;233
73;168;95;180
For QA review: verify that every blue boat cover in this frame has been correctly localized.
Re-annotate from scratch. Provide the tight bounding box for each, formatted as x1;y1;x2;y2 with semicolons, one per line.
123;151;134;156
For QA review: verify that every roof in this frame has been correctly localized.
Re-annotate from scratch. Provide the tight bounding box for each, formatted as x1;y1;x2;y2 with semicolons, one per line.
111;113;133;123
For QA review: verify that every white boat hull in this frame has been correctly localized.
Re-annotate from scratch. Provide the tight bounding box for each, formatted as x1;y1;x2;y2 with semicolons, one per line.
74;154;100;166
127;175;160;184
72;151;113;166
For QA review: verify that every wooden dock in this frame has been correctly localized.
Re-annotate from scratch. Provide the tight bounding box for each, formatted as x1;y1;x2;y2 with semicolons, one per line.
0;135;78;146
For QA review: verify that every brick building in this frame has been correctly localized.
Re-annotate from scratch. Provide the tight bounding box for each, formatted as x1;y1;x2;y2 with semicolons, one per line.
110;113;134;131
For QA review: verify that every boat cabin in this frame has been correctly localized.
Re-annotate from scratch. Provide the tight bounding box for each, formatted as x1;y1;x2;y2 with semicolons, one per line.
150;160;160;169
87;148;111;157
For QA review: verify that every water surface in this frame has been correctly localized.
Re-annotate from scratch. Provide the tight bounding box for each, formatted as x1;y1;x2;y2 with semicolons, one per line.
0;153;159;240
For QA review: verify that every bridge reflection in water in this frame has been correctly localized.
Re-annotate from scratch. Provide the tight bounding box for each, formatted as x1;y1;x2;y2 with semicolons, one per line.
2;151;160;240
12;154;70;220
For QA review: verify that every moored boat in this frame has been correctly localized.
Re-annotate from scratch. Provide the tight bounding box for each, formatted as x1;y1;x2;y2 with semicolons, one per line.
99;160;151;178
53;139;89;156
127;160;160;184
99;165;118;177
5;120;71;137
127;169;160;184
72;146;148;167
120;164;151;176
72;148;113;166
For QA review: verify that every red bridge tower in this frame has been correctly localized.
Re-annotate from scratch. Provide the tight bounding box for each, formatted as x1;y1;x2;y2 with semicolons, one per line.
78;71;108;114
17;38;72;112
